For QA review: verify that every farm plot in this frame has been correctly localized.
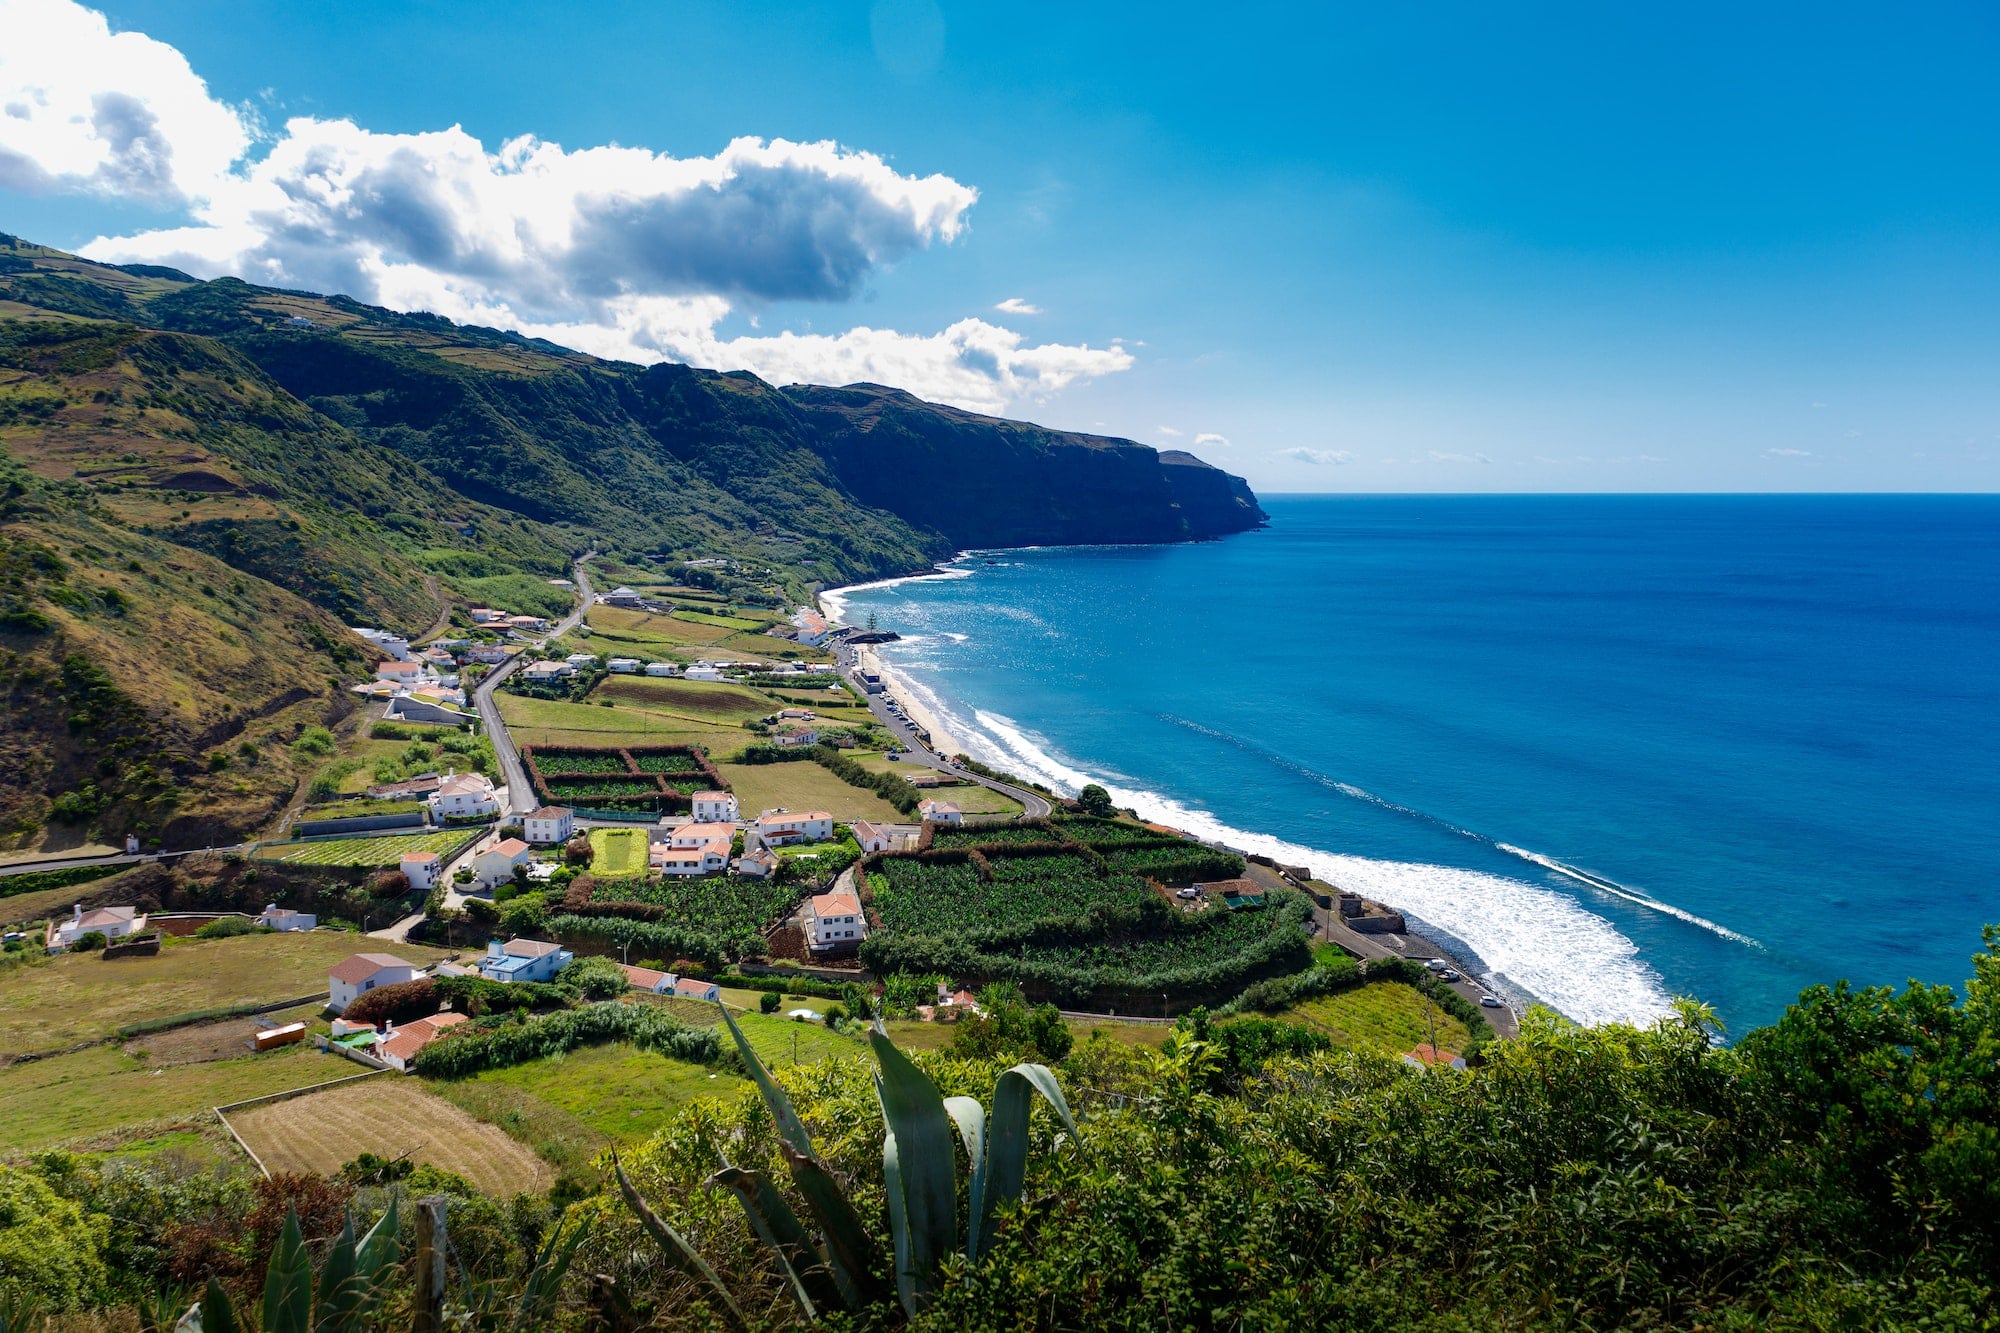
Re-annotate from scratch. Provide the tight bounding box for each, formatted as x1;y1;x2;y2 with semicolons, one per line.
928;824;1064;850
870;856;1153;937
587;828;649;877
255;830;469;867
523;743;726;815
591;676;773;722
226;1075;553;1195
597;876;799;944
714;758;906;823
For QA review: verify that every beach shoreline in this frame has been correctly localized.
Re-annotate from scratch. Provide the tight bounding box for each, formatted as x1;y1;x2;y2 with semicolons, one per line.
850;642;975;760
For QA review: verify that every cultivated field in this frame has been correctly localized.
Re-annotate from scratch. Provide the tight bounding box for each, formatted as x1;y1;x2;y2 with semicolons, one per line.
254;830;468;866
227;1075;553;1195
714;759;906;823
0;1041;333;1153
587;827;649;877
0;933;451;1055
497;693;749;754
1280;981;1473;1055
591;676;773;722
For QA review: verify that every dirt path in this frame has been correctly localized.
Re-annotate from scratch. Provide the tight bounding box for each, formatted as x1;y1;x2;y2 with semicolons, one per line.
410;575;454;646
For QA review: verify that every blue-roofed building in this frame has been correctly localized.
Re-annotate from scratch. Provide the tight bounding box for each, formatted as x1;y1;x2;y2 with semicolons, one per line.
478;937;573;983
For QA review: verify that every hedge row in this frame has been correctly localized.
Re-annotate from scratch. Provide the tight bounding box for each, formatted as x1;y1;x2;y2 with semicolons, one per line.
414;1000;723;1078
0;861;127;901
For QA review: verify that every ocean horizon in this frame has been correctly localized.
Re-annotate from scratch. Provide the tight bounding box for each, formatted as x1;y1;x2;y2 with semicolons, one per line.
824;493;2000;1030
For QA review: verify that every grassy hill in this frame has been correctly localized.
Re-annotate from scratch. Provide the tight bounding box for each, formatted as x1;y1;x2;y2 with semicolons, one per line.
0;231;1261;849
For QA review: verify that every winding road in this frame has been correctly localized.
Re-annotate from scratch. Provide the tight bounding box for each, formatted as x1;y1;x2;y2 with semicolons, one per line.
473;557;594;816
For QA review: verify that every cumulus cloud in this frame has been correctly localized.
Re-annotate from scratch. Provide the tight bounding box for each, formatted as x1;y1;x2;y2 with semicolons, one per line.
1156;425;1183;437
994;297;1042;315
0;0;250;204
1765;448;1813;458
4;0;1134;411
1194;432;1230;448
1276;446;1354;465
1428;450;1493;464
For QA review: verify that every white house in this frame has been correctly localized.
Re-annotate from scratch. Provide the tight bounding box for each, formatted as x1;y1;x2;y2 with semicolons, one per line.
751;809;834;847
919;799;964;825
474;837;532;887
606;657;641;673
478;937;573;983
852;820;919;854
375;660;424;686
430;771;499;819
565;653;599;669
521;660;575;684
672;976;722;1001
688;790;737;823
379;1012;468;1072
466;644;510;665
400;850;441;891
770;725;819;749
352;628;411;660
644;661;678;676
522;806;575;845
683;666;724;682
620;963;675;992
46;904;146;951
655;838;731;877
327;953;417;1014
257;904;316;932
806;891;866;952
669;821;737;850
734;847;777;878
603;586;645;607
469;607;505;624
791;608;832;646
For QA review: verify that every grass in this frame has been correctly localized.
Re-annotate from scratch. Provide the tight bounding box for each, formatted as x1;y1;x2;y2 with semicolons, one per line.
226;1075;553;1195
590;676;774;722
498;692;751;755
674;609;769;631
3;881;125;927
253;830;468;867
1278;981;1472;1056
0;932;451;1056
714;759;906;823
587;827;649;877
0;1041;336;1153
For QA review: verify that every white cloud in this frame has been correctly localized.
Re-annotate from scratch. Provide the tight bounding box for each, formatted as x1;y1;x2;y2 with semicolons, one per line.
1428;450;1493;464
1156;425;1184;437
4;0;1134;412
1193;432;1230;448
994;297;1042;315
0;0;251;204
1764;448;1813;458
1276;446;1354;465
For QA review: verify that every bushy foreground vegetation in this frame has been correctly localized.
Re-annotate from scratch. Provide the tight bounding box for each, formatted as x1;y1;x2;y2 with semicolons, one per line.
4;930;2000;1328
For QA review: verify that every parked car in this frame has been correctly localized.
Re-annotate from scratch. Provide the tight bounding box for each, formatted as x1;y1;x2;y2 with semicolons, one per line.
1440;969;1461;982
1480;995;1504;1009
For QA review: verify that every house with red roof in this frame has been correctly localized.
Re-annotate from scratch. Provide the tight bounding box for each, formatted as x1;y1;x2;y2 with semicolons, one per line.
806;891;866;952
327;953;417;1014
380;1011;469;1072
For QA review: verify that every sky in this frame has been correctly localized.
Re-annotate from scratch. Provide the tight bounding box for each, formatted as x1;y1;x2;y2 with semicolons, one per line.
3;0;1998;492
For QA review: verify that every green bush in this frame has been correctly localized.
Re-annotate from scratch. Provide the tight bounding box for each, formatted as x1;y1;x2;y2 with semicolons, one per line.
759;990;780;1013
413;1001;721;1077
557;954;631;1000
194;916;265;939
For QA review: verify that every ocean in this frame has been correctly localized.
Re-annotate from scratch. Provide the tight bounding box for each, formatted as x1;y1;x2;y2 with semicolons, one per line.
822;494;2000;1030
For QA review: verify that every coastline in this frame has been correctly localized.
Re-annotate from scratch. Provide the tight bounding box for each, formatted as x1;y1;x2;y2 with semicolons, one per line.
850;642;975;760
816;549;1678;1028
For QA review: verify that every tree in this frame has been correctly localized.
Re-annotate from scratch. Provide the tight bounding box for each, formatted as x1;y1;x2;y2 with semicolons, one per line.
1077;784;1115;818
760;990;781;1013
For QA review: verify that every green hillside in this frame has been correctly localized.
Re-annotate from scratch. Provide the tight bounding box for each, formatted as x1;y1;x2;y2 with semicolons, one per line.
0;232;1262;850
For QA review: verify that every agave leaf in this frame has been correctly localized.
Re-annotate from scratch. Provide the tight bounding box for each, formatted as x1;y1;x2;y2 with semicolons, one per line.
508;1216;592;1333
881;1129;914;1317
942;1095;987;1261
710;1165;841;1319
195;1278;239;1333
715;1002;816;1159
261;1207;314;1333
612;1152;747;1331
311;1213;359;1333
354;1196;400;1284
780;1141;883;1310
870;1029;958;1310
976;1063;1081;1260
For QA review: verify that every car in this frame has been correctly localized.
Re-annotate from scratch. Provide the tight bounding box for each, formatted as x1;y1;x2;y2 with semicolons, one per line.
1480;996;1504;1009
1423;959;1449;972
1439;969;1461;982
1175;887;1201;899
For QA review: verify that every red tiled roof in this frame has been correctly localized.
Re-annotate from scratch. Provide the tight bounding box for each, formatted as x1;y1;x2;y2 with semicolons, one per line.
620;964;670;989
401;850;440;863
486;838;530;857
380;1011;468;1063
811;892;861;917
504;938;562;957
329;953;413;985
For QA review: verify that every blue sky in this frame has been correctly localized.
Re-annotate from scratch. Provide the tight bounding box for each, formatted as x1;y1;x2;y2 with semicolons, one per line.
4;1;1998;491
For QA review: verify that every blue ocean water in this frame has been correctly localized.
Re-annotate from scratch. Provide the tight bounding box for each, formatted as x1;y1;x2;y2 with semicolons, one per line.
823;495;2000;1029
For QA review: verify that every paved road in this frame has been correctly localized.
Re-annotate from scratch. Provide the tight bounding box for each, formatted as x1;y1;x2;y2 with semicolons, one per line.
473;557;595;816
829;643;1053;819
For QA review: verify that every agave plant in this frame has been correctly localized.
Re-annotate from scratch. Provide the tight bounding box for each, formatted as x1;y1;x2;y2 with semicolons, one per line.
179;1199;400;1333
616;1004;1079;1322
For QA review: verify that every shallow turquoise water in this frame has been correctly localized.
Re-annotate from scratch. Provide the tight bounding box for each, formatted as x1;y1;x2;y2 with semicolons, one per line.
825;495;2000;1029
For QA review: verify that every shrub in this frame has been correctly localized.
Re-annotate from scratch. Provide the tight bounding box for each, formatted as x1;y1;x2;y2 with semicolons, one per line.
1077;783;1116;817
290;725;337;759
759;990;780;1013
194;916;264;939
413;1001;722;1077
558;954;631;999
342;976;441;1028
69;930;107;952
563;834;594;865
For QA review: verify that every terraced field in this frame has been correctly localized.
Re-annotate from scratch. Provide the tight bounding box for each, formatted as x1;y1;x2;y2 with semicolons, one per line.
255;830;468;866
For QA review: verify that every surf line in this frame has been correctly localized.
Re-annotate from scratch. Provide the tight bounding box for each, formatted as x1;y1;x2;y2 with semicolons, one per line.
1159;711;1762;951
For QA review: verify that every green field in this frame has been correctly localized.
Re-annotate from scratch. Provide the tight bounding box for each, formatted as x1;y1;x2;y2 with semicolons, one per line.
714;758;906;822
1277;981;1472;1055
589;675;774;723
0;1041;337;1153
254;829;468;866
587;827;649;876
674;608;768;631
0;932;452;1056
850;753;1023;816
497;692;751;754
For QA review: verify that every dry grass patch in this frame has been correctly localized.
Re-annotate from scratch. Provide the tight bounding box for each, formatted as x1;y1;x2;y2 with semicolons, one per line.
591;676;773;721
228;1076;553;1195
714;760;906;823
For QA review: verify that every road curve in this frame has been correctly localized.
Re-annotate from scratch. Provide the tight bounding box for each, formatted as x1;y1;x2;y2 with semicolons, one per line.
473;557;595;816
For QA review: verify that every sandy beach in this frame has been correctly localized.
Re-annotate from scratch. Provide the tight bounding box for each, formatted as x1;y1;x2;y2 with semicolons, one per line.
852;643;974;760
